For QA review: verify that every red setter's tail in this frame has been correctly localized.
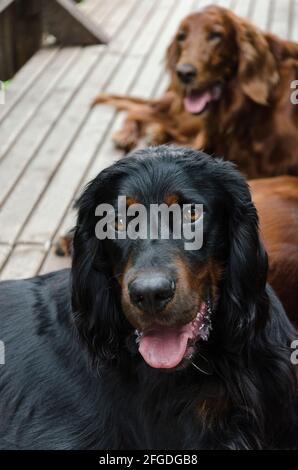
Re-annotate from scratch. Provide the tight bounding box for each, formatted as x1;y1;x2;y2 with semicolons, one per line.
91;93;154;111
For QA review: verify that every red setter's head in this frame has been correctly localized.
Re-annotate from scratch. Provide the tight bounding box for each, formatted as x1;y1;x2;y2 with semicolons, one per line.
167;6;279;115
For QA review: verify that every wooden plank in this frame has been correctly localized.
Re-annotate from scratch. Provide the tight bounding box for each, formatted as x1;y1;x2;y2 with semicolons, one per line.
39;200;75;274
103;55;144;96
0;244;46;280
132;0;195;98
14;0;43;73
43;0;108;45
0;0;14;14
270;0;290;37
129;0;176;57
0;46;102;245
215;0;234;8
0;1;44;80
203;0;234;12
196;0;219;8
102;0;139;39
18;104;115;244
290;0;298;41
188;0;203;12
0;48;58;123
40;113;126;276
0;47;79;161
153;71;169;97
82;113;127;185
109;0;157;55
39;244;71;275
80;0;121;25
19;54;142;245
137;0;184;96
250;0;271;30
21;52;145;273
0;4;15;80
79;0;100;15
233;0;252;17
0;244;11;271
0;48;85;205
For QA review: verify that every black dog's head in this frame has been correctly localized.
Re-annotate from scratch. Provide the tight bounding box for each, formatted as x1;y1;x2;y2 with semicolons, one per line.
72;146;268;370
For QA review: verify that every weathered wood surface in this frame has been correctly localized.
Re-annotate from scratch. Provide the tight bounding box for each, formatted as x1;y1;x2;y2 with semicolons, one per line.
0;0;107;80
0;0;43;80
42;0;108;45
0;0;296;280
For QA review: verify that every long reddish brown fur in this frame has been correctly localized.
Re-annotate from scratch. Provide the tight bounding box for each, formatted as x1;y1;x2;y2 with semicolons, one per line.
249;176;298;325
92;5;298;179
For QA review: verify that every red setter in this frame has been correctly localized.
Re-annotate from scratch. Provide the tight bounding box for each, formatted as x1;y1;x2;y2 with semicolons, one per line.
92;5;298;178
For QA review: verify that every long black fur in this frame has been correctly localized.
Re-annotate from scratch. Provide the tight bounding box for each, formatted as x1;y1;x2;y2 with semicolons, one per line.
0;146;297;449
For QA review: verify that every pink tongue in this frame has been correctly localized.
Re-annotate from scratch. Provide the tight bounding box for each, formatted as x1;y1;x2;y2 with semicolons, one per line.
139;326;190;369
184;91;212;114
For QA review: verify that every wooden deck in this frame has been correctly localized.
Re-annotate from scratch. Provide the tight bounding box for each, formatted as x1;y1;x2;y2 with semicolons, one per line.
0;0;297;280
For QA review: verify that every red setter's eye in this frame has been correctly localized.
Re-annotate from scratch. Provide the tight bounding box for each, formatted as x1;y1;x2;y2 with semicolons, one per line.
177;30;187;42
208;31;223;41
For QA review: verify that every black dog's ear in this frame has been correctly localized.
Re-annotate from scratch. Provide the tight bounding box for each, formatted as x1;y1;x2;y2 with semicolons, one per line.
71;180;129;367
217;167;269;350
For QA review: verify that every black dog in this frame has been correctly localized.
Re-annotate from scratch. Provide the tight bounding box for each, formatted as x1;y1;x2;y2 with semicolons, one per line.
0;146;297;449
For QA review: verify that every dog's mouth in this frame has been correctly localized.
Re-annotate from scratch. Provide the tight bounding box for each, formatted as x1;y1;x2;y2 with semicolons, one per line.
134;302;212;369
183;84;222;115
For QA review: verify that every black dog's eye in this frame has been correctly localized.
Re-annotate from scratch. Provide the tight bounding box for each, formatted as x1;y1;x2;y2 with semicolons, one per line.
177;30;186;42
183;206;202;224
208;31;223;41
115;216;126;231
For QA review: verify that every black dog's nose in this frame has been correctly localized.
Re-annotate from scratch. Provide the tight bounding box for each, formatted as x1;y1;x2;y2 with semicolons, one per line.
129;275;175;313
176;63;197;84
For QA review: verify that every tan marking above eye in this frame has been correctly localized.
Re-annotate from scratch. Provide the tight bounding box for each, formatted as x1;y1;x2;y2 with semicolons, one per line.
126;196;139;207
165;193;179;205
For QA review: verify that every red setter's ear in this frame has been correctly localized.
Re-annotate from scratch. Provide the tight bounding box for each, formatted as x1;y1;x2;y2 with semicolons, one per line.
232;16;279;104
166;37;179;72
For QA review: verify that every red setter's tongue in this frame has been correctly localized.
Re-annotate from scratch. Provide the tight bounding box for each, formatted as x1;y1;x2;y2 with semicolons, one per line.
184;86;221;114
138;304;206;369
184;90;213;114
